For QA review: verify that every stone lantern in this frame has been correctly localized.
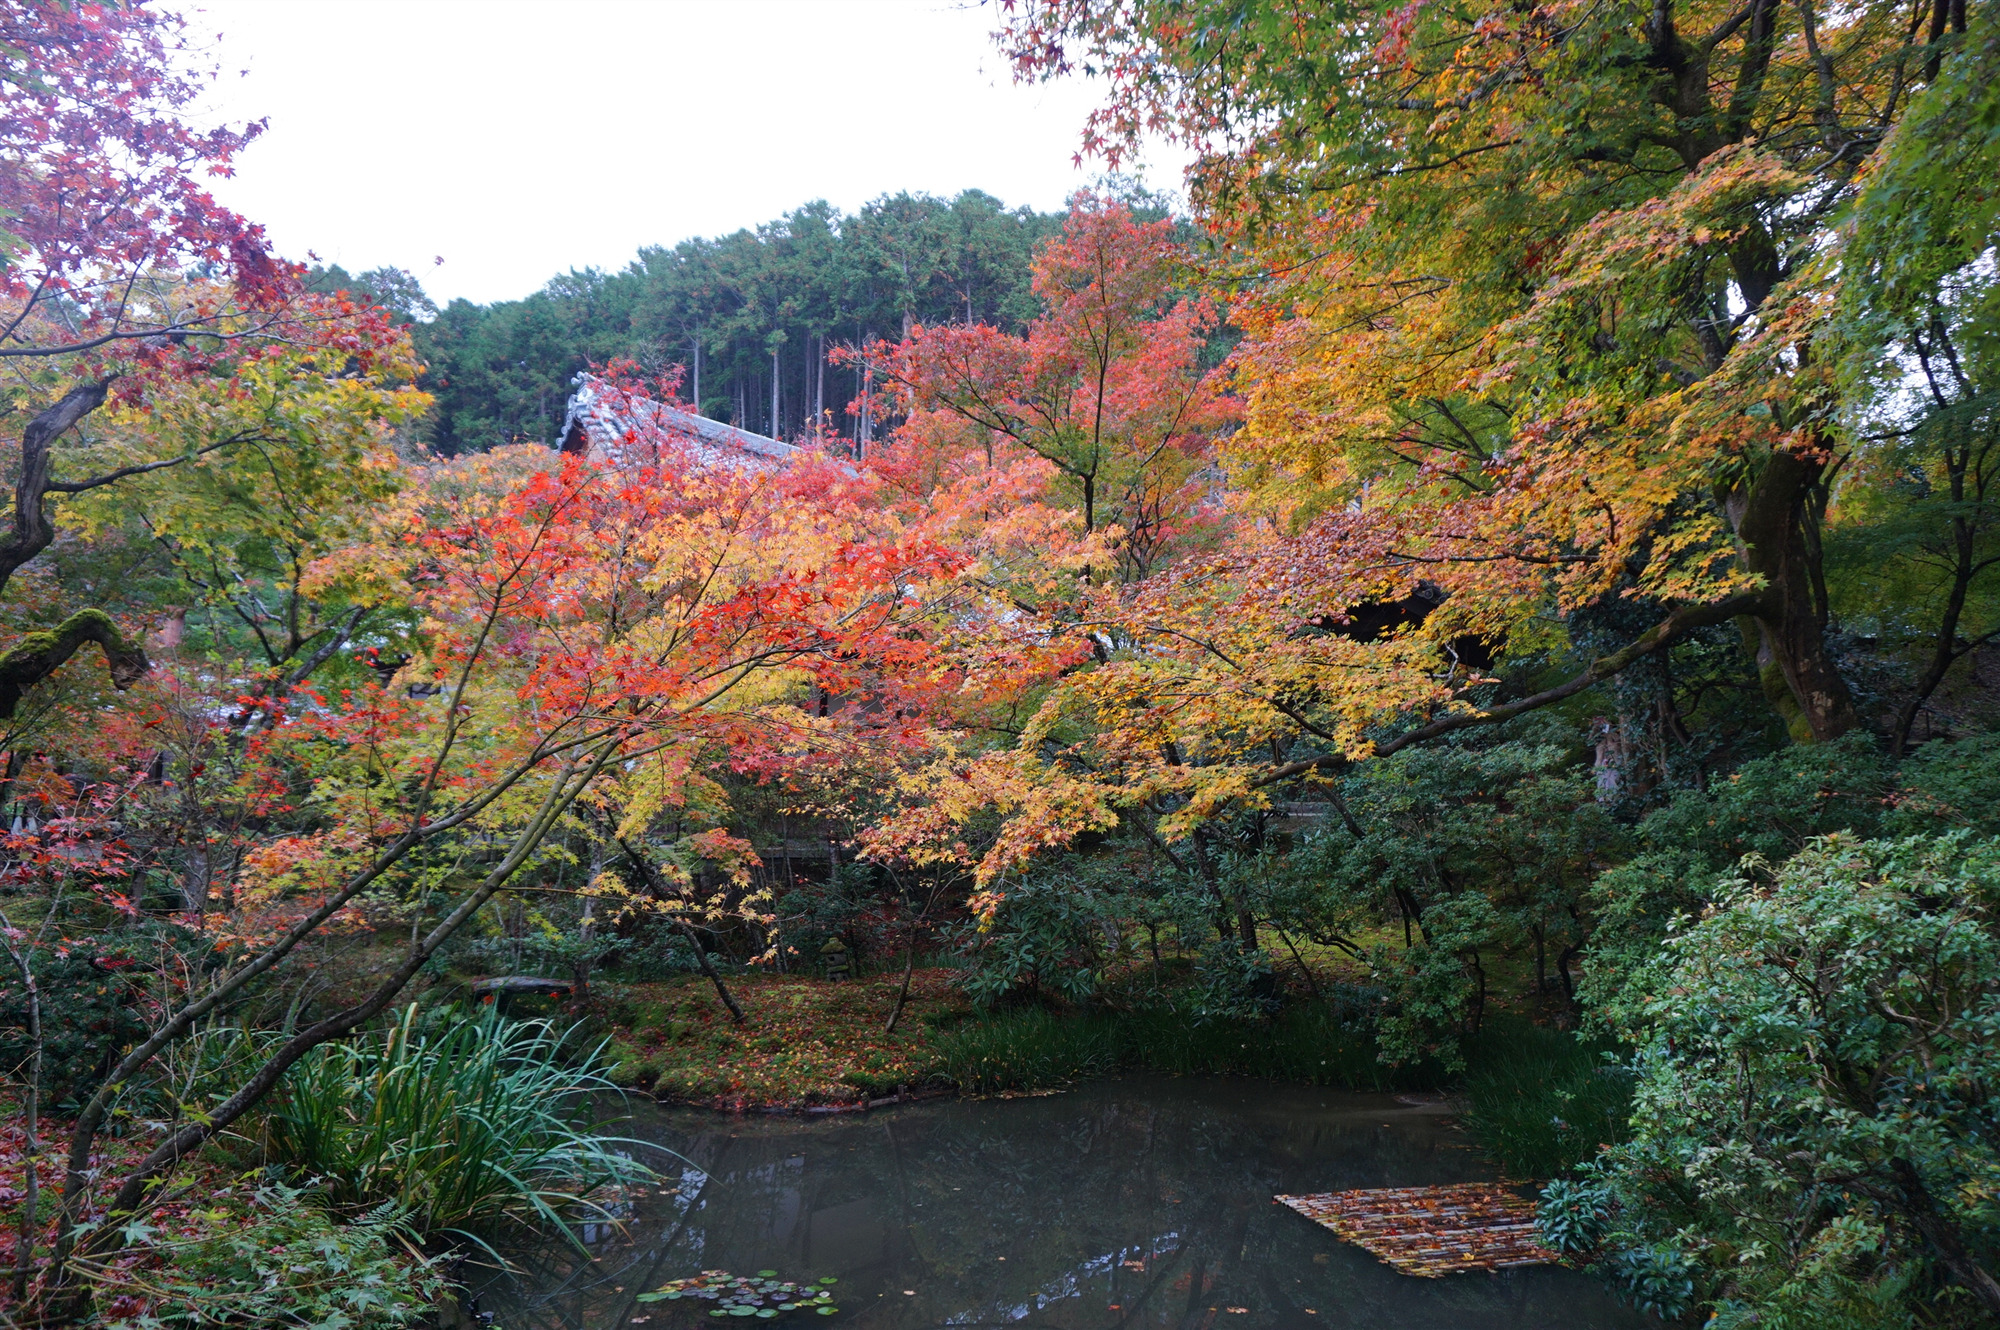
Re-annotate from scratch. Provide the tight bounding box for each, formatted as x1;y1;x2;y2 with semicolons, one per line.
820;936;850;981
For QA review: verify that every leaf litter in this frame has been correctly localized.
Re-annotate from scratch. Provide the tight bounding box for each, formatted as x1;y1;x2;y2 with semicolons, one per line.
1275;1183;1557;1277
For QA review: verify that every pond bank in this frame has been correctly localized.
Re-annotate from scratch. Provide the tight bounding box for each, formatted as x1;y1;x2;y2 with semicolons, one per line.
592;967;1422;1112
591;969;1626;1181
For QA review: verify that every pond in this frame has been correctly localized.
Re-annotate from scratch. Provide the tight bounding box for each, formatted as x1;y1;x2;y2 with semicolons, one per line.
467;1076;1652;1330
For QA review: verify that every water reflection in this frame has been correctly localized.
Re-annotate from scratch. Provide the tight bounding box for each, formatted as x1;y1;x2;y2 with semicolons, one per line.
468;1076;1649;1330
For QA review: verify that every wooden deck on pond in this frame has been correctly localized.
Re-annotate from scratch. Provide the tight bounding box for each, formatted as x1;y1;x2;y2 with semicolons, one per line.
1275;1183;1558;1277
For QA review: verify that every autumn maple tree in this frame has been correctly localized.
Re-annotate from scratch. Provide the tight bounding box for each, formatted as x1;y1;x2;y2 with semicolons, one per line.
5;382;978;1297
969;0;1990;815
853;197;1234;584
0;0;420;726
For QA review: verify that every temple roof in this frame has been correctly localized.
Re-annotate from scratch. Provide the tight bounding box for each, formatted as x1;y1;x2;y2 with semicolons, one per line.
558;372;796;471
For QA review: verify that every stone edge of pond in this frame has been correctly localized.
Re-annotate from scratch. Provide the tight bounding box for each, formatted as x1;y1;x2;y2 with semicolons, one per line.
644;1083;963;1116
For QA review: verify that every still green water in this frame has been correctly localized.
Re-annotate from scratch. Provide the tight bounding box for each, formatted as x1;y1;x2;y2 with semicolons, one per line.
468;1076;1651;1330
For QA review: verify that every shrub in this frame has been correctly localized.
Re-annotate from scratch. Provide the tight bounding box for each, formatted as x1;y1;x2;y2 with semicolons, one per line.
95;1182;442;1328
1583;730;1895;1028
1536;1177;1610;1256
1600;1244;1696;1321
951;869;1121;1008
1576;833;2000;1328
0;948;150;1110
1187;942;1281;1022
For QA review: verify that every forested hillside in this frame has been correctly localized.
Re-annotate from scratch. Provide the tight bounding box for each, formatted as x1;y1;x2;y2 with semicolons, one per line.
320;191;1078;453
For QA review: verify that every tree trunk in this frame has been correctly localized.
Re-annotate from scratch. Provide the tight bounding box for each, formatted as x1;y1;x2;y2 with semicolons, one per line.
1461;950;1487;1034
1724;447;1860;742
1;379;114;597
1273;924;1323;999
1888;1157;2000;1320
884;928;917;1034
679;921;745;1024
3;926;42;1299
617;838;744;1023
1890;415;1997;754
0;608;148;718
573;847;600;998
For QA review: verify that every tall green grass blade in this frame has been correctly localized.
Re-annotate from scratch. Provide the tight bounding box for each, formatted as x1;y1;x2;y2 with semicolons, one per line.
260;1004;659;1250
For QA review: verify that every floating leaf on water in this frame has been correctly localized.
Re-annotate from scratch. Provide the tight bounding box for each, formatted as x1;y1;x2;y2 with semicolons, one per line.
818;1277;838;1285
656;1269;835;1318
816;1308;838;1316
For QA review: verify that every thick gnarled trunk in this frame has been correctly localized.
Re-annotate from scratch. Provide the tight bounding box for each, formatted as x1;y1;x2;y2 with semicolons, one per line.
1725;448;1859;742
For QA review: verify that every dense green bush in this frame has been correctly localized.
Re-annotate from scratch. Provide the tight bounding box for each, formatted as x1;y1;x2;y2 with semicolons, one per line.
1555;834;2000;1329
1274;741;1625;1067
1583;732;2000;1034
0;949;148;1111
951;863;1128;1007
0;924;216;1110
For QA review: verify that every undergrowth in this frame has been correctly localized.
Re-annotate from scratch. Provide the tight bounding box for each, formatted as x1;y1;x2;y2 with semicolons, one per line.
928;1002;1436;1094
1458;1018;1633;1178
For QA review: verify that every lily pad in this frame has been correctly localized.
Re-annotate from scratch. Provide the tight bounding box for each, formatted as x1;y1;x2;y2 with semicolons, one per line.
652;1268;837;1319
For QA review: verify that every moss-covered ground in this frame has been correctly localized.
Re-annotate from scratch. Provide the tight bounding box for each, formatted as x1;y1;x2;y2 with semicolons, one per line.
593;968;972;1109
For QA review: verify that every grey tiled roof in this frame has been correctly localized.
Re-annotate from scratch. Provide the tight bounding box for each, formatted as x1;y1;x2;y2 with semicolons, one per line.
558;373;796;471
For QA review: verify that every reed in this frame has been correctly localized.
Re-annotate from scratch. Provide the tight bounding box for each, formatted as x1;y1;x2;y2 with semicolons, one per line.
931;1002;1419;1095
1458;1019;1632;1179
261;1004;654;1248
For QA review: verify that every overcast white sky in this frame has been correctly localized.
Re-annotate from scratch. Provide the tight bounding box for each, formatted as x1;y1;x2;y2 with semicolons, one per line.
188;0;1184;308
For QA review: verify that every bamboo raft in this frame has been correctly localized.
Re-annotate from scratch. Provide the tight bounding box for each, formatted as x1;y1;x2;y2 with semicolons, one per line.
1275;1183;1558;1277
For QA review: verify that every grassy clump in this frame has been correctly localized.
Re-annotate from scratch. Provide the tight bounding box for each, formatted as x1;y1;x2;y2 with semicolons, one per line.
261;1004;653;1245
1458;1019;1633;1179
930;1002;1429;1094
